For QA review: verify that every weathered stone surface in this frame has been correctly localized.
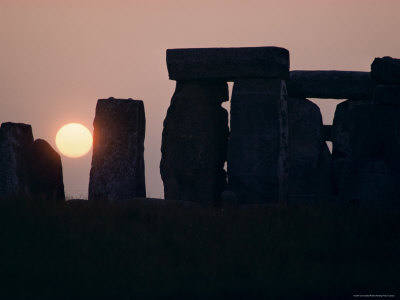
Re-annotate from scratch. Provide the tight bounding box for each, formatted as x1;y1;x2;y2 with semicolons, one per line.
287;71;374;100
160;81;229;205
167;47;290;81
371;56;400;84
0;122;34;198
30;139;65;202
227;79;288;204
288;98;332;202
332;101;400;207
89;98;146;203
372;85;400;104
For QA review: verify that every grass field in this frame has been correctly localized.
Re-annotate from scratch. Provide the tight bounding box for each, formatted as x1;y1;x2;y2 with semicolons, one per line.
0;197;399;299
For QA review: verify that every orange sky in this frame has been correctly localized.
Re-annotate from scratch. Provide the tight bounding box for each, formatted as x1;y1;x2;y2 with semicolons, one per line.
1;0;399;198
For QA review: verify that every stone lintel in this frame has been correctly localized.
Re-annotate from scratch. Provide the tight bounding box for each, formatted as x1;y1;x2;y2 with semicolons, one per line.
287;71;374;100
167;47;290;81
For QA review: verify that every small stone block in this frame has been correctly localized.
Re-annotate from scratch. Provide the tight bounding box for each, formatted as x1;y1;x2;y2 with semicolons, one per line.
371;56;400;84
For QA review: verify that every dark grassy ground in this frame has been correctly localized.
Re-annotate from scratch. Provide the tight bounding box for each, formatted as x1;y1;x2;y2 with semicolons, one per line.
0;197;399;299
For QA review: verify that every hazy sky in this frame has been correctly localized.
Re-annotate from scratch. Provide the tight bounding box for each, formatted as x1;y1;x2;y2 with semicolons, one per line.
1;0;399;198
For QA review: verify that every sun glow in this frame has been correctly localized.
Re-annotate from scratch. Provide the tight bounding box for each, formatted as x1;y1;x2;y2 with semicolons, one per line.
55;123;93;158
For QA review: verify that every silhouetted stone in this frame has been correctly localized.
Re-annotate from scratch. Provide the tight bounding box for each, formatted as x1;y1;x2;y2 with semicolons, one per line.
228;79;289;204
220;190;239;206
0;122;34;198
287;71;374;100
323;125;333;142
89;98;146;203
333;102;400;207
372;85;400;104
30;139;65;202
371;56;400;84
288;98;332;202
160;81;229;204
167;47;290;81
332;100;366;195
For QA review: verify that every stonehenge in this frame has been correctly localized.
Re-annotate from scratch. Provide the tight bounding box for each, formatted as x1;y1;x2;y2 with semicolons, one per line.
162;47;290;204
89;98;146;203
3;49;399;210
162;49;400;209
0;122;65;201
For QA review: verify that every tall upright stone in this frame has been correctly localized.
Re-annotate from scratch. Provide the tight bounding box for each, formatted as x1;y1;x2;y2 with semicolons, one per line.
337;104;400;208
228;79;289;203
160;81;229;204
0;122;34;198
287;98;332;202
332;100;367;197
30;139;65;202
89;98;146;203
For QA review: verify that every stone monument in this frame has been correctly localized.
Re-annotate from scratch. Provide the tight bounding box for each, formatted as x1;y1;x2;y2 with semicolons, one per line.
89;98;146;203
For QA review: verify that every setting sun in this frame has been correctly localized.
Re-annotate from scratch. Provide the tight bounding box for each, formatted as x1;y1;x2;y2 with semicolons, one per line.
55;123;93;158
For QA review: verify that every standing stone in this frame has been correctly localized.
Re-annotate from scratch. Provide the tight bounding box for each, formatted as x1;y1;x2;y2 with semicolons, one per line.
371;56;400;84
0;122;34;198
30;139;65;202
333;102;400;207
287;98;332;202
89;98;146;203
160;81;229;204
228;79;288;204
332;100;366;196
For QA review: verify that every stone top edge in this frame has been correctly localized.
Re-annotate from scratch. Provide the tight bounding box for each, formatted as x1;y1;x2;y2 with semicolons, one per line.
167;46;289;52
1;122;32;128
373;56;399;61
98;97;143;102
290;70;370;74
